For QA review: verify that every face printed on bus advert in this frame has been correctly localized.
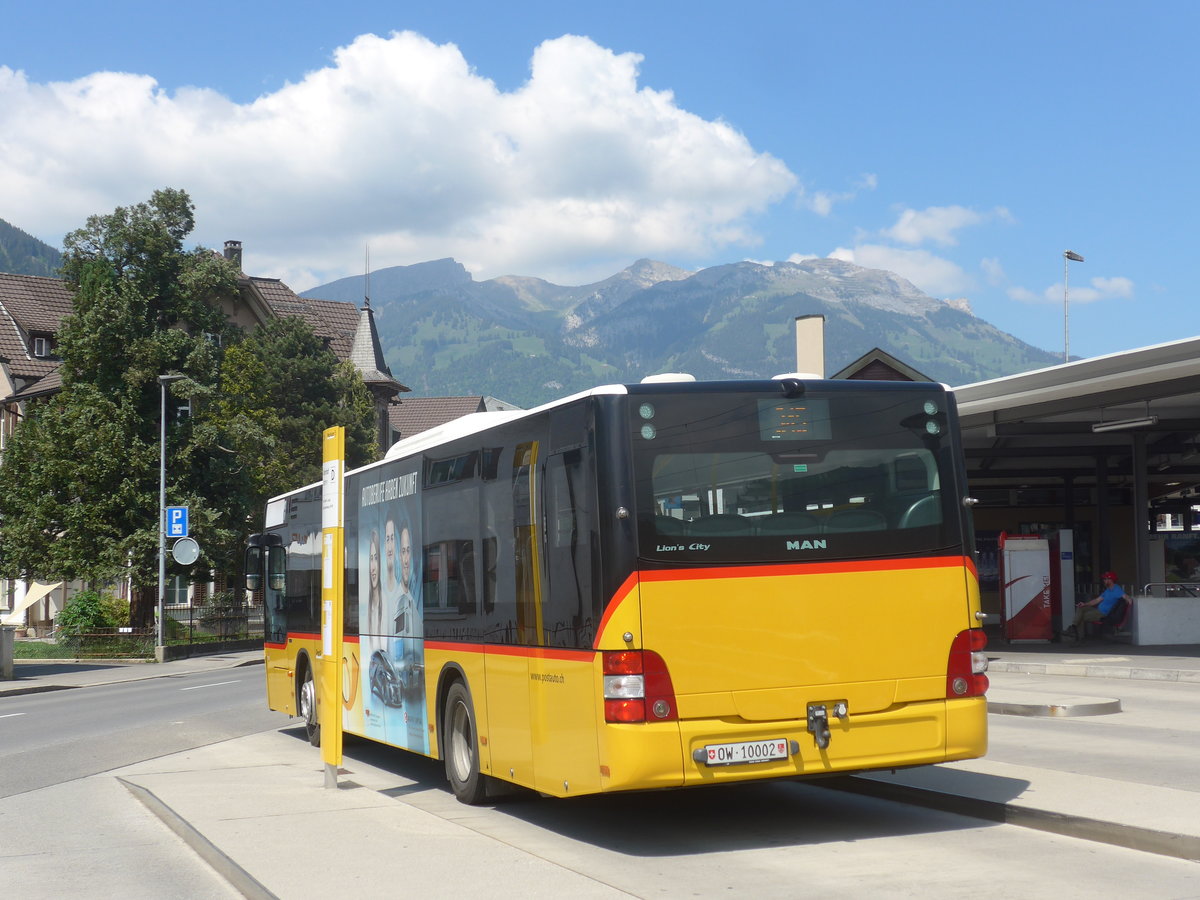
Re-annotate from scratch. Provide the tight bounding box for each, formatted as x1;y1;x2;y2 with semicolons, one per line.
384;517;397;585
369;531;380;590
399;526;413;588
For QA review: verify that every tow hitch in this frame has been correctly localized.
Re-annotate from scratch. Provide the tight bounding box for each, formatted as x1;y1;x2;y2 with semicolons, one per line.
807;701;848;750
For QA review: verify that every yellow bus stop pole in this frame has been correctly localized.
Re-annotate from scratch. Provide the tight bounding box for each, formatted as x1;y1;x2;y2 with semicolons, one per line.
319;426;345;788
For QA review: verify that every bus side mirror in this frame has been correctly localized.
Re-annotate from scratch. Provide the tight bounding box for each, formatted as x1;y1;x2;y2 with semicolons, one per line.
268;545;287;593
245;544;263;593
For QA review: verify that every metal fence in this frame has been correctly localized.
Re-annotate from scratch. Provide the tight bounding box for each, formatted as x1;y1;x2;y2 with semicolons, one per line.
1140;582;1200;598
54;627;157;658
164;603;265;644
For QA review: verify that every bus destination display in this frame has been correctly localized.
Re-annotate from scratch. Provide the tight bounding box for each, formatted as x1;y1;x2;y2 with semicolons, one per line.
758;397;831;441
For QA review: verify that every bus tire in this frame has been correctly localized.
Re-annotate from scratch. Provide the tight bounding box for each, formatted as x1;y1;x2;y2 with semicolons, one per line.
444;681;487;805
299;662;320;747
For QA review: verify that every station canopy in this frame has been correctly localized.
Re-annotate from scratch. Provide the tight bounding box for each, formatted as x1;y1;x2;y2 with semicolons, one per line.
953;335;1200;517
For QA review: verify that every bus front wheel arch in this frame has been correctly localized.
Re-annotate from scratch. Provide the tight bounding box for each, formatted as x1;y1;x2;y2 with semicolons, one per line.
443;680;487;804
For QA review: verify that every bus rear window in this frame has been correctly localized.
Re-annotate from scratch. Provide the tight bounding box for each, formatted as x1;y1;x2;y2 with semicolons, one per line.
632;389;959;563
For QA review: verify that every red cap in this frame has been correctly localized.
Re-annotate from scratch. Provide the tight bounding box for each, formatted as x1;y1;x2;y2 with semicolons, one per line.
1103;571;1118;581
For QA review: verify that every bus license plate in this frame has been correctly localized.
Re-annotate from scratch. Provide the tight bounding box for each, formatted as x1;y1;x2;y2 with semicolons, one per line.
702;738;789;766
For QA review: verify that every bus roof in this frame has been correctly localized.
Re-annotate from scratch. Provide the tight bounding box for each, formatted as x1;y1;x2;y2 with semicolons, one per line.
383;383;630;462
265;376;949;510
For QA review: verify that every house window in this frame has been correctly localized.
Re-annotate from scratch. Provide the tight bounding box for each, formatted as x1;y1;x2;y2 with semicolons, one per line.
32;336;50;358
203;332;223;347
167;575;190;606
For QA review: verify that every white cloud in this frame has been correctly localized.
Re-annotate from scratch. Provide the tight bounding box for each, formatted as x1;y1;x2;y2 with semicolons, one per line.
1090;276;1134;299
799;172;877;217
828;244;972;296
0;32;796;288
884;205;985;247
1010;275;1136;305
981;257;1005;285
1007;286;1041;303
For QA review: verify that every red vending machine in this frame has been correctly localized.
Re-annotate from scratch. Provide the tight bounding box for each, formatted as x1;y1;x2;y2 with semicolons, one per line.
1000;532;1054;642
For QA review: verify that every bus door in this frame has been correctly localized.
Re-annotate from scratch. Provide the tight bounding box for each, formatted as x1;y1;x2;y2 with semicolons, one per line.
483;441;537;786
529;446;601;795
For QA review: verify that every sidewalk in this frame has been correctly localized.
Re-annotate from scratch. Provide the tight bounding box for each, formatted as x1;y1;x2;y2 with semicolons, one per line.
0;647;267;697
4;641;1200;897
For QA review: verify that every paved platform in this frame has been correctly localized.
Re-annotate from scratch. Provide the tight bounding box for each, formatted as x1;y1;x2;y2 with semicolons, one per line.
4;641;1199;897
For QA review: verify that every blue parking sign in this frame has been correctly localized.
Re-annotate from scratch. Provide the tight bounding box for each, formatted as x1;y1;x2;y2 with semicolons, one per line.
166;506;189;538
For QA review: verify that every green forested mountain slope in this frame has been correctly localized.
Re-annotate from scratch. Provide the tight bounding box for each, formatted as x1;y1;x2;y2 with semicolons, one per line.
307;256;1060;407
0;218;61;277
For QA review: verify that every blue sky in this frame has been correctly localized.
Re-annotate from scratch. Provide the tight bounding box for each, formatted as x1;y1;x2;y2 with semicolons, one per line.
1;0;1196;363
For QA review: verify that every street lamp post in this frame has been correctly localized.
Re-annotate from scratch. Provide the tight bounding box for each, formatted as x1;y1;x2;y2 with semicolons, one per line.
1063;250;1084;363
157;373;185;650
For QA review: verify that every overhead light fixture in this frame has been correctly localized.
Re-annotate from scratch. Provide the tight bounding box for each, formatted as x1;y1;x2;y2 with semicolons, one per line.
1092;415;1159;433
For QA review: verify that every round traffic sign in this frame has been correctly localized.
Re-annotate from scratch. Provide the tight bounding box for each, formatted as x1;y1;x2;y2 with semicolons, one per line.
171;537;201;565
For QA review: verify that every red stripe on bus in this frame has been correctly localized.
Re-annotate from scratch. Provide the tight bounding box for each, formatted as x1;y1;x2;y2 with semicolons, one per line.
424;640;594;662
636;555;975;582
593;571;640;645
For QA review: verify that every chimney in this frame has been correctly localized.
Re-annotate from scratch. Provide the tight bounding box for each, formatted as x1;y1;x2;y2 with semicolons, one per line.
223;240;243;269
794;315;826;378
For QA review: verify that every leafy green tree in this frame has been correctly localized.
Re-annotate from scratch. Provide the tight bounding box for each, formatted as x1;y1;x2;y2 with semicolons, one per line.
0;189;242;627
0;189;380;631
214;315;378;517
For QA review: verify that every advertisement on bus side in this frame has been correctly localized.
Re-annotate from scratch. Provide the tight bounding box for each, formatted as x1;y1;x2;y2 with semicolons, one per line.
357;459;429;754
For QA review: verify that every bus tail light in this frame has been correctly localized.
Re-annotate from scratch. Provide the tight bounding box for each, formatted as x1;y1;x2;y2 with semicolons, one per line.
603;650;679;723
946;628;989;698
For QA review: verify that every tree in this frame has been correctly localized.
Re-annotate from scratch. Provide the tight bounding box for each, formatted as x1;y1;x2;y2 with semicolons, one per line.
0;189;379;629
213;315;377;519
0;190;242;626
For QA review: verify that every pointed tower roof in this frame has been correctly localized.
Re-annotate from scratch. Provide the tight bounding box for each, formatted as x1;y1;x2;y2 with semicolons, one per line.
350;302;409;395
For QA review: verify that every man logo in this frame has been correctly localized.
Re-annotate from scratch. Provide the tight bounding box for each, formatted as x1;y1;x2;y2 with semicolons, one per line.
787;539;828;551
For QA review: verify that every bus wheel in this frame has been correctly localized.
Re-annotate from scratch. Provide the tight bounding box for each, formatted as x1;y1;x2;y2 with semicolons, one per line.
444;681;487;804
299;664;320;747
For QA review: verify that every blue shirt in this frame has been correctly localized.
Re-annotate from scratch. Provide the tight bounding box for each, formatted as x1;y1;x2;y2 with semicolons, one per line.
1098;584;1125;615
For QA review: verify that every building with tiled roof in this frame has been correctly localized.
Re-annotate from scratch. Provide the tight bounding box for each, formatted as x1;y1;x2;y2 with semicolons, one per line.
217;241;409;448
389;395;521;444
0;273;72;450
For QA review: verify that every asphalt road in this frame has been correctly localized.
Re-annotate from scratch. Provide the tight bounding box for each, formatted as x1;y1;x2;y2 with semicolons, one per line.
0;667;278;799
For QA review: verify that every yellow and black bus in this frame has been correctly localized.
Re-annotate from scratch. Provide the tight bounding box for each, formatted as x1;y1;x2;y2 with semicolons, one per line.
247;376;987;803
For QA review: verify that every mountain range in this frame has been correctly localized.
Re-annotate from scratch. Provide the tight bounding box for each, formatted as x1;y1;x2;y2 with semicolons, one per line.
305;257;1062;407
0;217;1061;409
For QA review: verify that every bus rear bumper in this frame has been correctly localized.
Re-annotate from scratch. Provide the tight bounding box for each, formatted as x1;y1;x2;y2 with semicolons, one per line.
597;697;987;793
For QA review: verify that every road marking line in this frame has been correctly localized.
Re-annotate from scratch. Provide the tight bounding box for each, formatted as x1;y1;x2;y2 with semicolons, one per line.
0;712;26;719
179;680;241;691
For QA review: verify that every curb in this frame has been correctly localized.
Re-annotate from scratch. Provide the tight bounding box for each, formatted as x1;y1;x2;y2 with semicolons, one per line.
986;694;1122;717
120;777;278;900
820;775;1200;863
988;660;1200;683
0;684;78;697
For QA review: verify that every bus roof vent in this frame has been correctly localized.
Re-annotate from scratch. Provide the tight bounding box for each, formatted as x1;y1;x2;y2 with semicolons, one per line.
640;373;696;384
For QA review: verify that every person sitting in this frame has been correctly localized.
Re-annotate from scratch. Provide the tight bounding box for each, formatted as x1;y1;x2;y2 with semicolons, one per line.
1065;571;1128;641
